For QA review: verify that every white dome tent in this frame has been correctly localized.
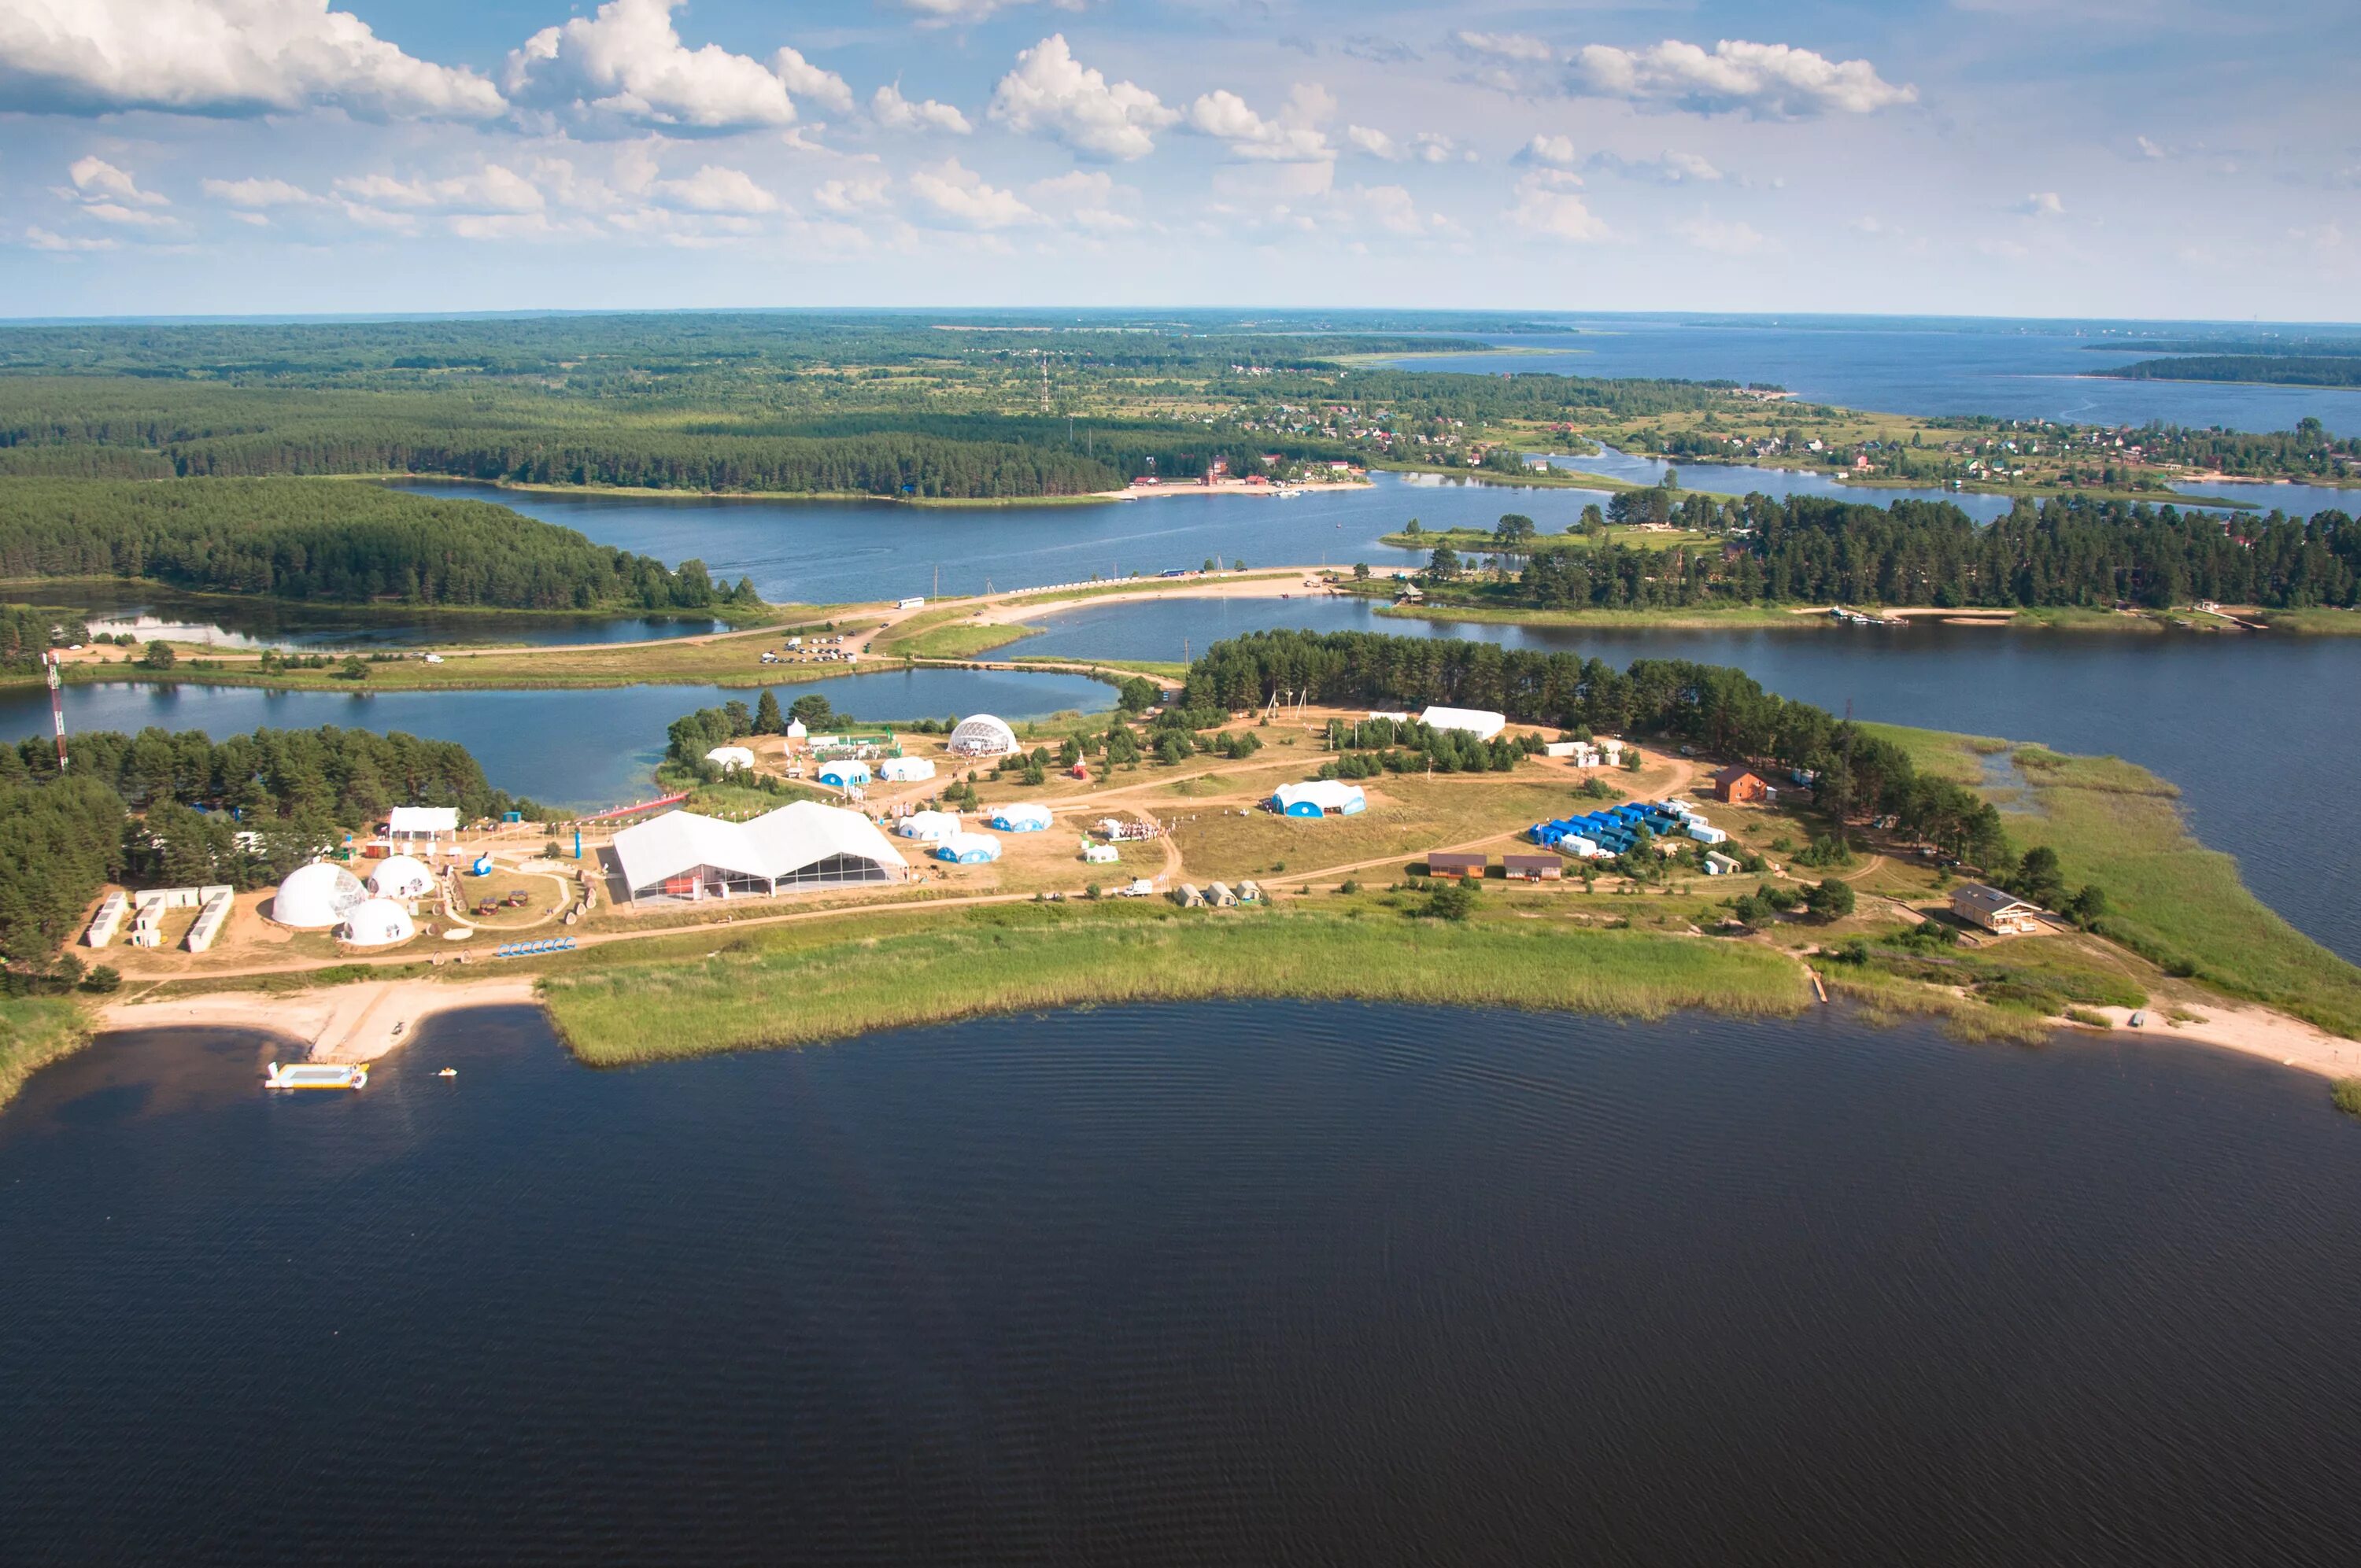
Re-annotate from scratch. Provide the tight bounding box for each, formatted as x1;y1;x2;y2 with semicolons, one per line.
273;861;368;929
368;854;436;901
898;810;963;842
704;745;756;773
338;898;416;948
948;714;1018;758
878;756;936;783
988;802;1054;832
935;832;1002;865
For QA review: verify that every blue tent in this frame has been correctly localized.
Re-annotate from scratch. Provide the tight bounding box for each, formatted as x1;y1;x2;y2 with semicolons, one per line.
818;760;871;788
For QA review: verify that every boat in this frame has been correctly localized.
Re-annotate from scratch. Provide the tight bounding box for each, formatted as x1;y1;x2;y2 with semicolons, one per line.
2127;1011;2145;1029
264;1061;368;1090
437;1068;457;1078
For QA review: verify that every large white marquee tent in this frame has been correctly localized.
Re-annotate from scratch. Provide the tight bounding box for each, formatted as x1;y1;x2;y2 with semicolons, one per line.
612;801;908;903
948;714;1018;757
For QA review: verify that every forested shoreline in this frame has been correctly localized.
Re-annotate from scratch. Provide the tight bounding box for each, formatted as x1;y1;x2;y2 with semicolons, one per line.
0;478;755;612
1433;493;2361;611
0;725;538;976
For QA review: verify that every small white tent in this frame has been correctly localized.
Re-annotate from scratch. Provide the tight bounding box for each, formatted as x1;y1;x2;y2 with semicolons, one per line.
274;861;367;929
338;897;416;948
818;759;871;788
878;756;936;783
987;802;1054;832
1271;780;1367;818
935;832;1003;865
898;810;963;842
948;714;1018;757
704;745;756;773
368;854;436;900
1420;706;1506;741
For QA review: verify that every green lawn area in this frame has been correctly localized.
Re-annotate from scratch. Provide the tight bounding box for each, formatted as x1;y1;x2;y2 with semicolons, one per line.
0;994;90;1112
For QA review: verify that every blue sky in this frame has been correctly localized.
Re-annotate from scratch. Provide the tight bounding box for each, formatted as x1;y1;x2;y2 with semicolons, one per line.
1;0;2353;319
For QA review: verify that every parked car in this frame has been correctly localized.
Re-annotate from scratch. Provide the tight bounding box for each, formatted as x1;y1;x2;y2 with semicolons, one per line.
1114;879;1156;898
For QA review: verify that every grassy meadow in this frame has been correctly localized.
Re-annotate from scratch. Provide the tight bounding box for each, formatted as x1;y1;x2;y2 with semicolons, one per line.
0;994;90;1112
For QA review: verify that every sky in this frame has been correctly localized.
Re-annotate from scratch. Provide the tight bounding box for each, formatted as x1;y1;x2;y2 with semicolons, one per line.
1;0;2355;320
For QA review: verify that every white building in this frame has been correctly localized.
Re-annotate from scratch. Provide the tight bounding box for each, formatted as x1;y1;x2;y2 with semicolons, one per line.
612;801;908;903
948;714;1019;758
1420;706;1506;741
274;861;368;929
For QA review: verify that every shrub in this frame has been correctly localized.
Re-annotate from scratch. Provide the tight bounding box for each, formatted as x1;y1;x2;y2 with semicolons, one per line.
78;965;122;994
1421;880;1479;921
2333;1079;2361;1119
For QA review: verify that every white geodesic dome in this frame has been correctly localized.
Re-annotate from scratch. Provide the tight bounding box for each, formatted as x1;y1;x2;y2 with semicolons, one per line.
339;898;416;948
275;861;367;929
368;854;436;900
948;714;1018;757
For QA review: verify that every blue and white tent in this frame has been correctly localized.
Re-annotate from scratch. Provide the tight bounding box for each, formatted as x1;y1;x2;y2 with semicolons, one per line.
934;831;1003;865
818;760;871;788
988;802;1054;832
1271;780;1367;818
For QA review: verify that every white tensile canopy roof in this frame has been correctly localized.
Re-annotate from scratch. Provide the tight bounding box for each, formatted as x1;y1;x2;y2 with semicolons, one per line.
339;897;416;947
368;854;436;899
948;714;1018;755
275;861;368;928
388;806;460;836
704;745;756;773
1419;706;1506;740
1273;780;1365;814
612;801;908;893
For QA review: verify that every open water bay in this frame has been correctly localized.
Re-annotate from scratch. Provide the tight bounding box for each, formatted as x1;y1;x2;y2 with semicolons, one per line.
5;1001;2359;1565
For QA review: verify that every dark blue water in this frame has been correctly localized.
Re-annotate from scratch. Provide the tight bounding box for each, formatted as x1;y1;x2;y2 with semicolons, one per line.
1390;317;2361;434
387;473;1574;605
1007;598;2361;965
0;669;1109;810
1544;448;2027;521
6;1001;2359;1565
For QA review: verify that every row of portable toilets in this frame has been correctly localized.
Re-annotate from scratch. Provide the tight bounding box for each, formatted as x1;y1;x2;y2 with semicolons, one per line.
497;937;578;959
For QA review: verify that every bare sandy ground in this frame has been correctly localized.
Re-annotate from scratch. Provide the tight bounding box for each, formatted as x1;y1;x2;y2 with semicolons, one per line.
969;572;1352;627
102;976;539;1064
2088;1002;2361;1082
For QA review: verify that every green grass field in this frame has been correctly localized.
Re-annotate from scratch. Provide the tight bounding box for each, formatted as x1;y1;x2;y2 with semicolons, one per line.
0;994;90;1112
539;900;1807;1067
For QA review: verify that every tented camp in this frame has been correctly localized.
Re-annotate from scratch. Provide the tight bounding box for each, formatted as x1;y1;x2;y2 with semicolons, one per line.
987;802;1053;832
338;897;416;948
1420;706;1506;741
612;802;908;903
273;861;368;929
1271;780;1367;818
878;756;937;783
817;760;871;788
1206;882;1240;907
897;810;963;842
934;832;1003;865
948;714;1019;758
704;745;756;773
368;854;436;900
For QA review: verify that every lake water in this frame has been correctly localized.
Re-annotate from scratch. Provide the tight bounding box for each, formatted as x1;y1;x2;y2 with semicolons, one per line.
1007;598;2361;965
1542;448;2027;522
6;1000;2359;1565
0;669;1110;811
1387;316;2361;435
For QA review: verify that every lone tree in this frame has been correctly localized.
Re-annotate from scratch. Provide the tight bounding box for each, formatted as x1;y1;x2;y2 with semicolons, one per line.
754;690;785;733
141;639;176;670
1805;878;1856;921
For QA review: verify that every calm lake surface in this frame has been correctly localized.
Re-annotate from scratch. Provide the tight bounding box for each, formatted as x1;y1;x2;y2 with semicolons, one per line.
6;1001;2359;1565
1009;598;2361;965
1387;315;2361;434
0;669;1110;810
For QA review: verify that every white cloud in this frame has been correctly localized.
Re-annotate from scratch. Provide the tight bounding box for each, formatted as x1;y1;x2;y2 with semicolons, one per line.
988;35;1176;162
24;226;119;252
1587;149;1724;184
1184;83;1333;164
1341;183;1454;238
1673;214;1769;254
652;165;785;215
504;0;803;133
68;158;168;207
813;175;892;215
333;166;545;215
201;175;319;208
1567;39;1915;119
1346;125;1400;160
0;0;503;120
1507;168;1610;243
907;158;1035;228
1516;135;1580;169
1455;31;1554;64
1028;169;1140;234
2136;135;2167;160
338;202;416;233
1410;133;1469;164
872;83;973;135
2016;190;2064;217
772;46;853;116
229;211;272;227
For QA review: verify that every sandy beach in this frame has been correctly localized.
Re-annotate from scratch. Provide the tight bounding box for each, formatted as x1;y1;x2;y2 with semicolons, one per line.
2088;1002;2361;1082
102;975;539;1064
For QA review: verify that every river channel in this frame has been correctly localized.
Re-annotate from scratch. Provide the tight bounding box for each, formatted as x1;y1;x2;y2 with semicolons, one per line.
5;1000;2358;1565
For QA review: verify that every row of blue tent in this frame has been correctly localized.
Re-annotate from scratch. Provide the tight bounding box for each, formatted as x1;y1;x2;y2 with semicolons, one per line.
1529;800;1690;857
497;937;578;959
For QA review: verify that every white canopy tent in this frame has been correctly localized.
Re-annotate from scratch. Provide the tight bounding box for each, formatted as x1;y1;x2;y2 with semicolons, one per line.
368;854;436;900
612;801;908;903
898;810;963;842
1419;706;1506;741
387;806;460;841
878;756;937;783
274;861;368;929
948;714;1019;757
704;745;756;773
